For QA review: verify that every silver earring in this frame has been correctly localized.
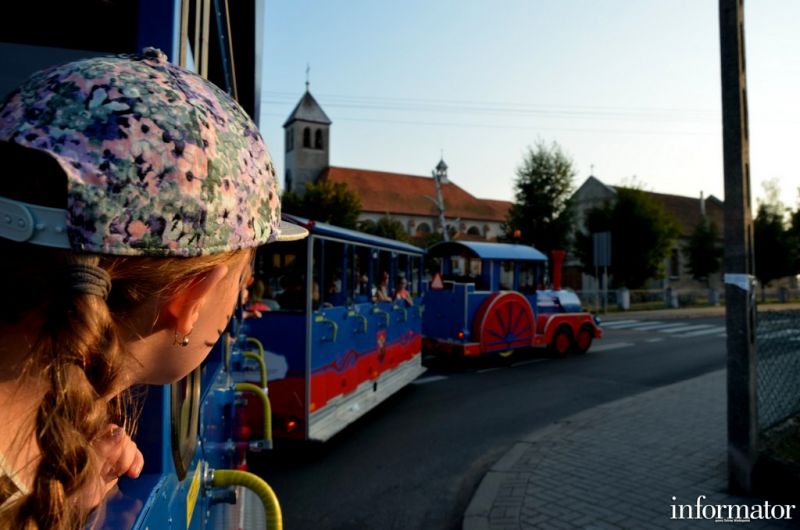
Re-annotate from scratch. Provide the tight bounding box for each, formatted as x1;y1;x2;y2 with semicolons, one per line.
174;330;191;347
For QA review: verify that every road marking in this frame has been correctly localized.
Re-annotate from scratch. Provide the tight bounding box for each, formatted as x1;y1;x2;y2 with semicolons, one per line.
412;375;448;385
645;337;664;343
476;367;501;374
512;359;547;367
600;319;640;326
679;326;727;338
621;322;691;332
600;320;642;329
659;324;715;334
590;342;635;352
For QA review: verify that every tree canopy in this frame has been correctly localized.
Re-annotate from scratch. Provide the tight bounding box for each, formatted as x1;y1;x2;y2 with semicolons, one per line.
503;141;575;254
576;188;680;289
684;217;723;287
281;180;362;229
752;179;798;296
358;216;411;243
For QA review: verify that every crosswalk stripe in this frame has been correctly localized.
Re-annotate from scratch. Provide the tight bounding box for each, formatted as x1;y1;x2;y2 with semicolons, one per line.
679;326;727;338
645;337;664;343
622;322;690;331
600;320;640;328
590;342;635;352
659;324;715;334
601;321;645;329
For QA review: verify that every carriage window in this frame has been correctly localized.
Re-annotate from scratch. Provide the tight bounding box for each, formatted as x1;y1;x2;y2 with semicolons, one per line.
519;262;539;294
319;239;345;307
254;240;308;311
499;261;515;290
411;256;422;297
351;245;372;303
373;249;393;302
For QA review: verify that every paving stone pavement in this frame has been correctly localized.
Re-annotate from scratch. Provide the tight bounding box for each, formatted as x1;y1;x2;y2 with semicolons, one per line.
463;370;799;530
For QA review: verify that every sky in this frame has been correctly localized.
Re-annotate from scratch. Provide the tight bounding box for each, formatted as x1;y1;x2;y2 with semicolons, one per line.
259;1;800;210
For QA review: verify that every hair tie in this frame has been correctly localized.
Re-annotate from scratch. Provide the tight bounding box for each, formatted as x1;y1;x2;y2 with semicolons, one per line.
66;264;112;300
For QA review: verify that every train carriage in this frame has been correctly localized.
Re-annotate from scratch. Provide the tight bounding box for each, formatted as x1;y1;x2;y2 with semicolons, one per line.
238;216;427;442
423;241;602;357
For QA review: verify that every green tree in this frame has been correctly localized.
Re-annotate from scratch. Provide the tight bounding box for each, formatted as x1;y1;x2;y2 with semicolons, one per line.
281;180;361;229
504;141;575;254
358;215;411;243
753;179;795;300
575;188;680;288
684;218;723;287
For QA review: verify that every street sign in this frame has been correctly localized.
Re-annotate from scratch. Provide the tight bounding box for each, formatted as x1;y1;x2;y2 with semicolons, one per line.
593;232;611;267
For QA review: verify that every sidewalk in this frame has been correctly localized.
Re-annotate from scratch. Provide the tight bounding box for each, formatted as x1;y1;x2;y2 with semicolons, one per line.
462;370;799;529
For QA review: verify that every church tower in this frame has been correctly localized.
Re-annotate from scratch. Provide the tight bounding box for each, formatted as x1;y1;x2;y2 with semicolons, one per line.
283;84;331;195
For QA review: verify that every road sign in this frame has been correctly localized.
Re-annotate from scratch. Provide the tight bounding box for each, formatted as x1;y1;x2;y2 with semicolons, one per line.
593;232;611;267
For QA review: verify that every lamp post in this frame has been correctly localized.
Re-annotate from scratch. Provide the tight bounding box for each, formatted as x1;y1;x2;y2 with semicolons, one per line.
432;159;449;242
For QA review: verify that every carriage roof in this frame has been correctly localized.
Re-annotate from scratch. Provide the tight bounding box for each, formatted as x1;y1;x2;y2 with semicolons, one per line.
426;241;547;262
282;214;425;255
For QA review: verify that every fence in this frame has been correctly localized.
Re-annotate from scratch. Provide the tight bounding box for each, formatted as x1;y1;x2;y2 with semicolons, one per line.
757;310;800;431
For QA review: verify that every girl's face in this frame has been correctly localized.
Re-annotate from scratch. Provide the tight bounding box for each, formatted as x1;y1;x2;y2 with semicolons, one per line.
132;253;254;385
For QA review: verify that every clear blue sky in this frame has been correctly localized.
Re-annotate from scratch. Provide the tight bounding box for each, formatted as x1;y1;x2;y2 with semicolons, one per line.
259;1;800;210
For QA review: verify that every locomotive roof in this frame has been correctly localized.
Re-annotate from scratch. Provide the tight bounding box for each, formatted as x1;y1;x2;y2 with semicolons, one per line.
427;241;547;261
282;214;425;255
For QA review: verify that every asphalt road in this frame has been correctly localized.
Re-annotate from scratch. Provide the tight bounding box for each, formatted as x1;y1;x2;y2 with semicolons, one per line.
250;315;728;530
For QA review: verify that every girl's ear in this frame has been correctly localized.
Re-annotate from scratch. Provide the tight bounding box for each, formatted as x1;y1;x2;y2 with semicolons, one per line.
163;264;230;336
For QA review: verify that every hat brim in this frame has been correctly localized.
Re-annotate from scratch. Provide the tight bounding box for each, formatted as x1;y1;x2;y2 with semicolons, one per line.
275;219;309;242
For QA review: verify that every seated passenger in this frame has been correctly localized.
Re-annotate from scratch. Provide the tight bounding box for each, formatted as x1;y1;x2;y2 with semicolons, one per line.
373;271;391;302
394;276;414;306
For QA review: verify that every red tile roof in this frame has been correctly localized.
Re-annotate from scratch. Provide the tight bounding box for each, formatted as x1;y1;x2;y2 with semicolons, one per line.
625;189;725;236
321;166;510;222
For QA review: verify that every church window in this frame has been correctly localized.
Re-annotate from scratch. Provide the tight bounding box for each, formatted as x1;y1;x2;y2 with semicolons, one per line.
315;129;323;149
303;127;311;148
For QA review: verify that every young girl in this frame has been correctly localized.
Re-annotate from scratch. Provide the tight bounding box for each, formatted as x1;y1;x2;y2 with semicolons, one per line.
0;48;304;529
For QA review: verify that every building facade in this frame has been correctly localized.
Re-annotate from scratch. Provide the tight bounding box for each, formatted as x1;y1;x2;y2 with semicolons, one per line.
282;89;510;240
570;176;725;290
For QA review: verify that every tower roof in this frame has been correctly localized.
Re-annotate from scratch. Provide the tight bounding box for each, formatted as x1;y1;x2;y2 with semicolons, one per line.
283;90;332;127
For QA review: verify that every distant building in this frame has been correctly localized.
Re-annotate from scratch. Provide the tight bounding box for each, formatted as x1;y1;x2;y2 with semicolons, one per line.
570;176;725;290
282;88;510;240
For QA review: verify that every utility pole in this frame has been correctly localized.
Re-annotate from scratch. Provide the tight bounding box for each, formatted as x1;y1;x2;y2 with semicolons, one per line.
719;0;758;494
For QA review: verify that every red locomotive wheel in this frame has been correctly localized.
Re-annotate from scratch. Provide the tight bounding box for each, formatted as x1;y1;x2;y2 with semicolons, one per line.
473;292;535;355
549;326;574;357
574;325;593;355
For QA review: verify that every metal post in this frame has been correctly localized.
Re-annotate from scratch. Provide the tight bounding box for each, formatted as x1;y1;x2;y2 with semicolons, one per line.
719;0;758;494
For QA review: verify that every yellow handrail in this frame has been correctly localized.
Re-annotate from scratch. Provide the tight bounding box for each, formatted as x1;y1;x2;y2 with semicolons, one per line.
211;469;282;530
243;351;267;389
234;383;272;448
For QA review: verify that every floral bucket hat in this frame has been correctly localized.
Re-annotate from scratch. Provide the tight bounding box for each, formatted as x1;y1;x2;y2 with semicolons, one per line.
0;48;306;257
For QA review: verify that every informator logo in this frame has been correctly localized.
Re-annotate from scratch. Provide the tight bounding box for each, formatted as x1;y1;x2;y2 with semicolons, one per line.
670;496;796;523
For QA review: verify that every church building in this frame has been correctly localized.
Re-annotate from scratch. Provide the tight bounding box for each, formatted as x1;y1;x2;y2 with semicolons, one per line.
282;87;511;241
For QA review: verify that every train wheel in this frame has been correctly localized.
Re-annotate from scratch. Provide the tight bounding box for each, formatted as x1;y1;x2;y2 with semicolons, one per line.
574;325;594;355
549;326;573;357
473;292;535;355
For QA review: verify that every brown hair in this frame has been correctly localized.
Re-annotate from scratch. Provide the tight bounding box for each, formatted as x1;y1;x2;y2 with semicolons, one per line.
0;142;249;528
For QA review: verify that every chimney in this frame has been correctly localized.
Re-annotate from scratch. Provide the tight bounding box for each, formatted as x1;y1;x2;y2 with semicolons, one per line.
700;191;706;216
